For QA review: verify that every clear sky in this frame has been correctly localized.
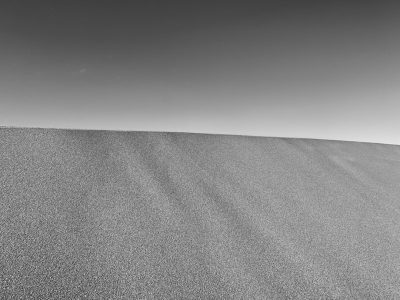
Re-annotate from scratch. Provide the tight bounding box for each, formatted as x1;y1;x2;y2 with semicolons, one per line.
1;1;399;144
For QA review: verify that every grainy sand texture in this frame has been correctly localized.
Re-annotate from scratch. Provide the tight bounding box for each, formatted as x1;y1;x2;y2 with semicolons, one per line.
1;128;400;299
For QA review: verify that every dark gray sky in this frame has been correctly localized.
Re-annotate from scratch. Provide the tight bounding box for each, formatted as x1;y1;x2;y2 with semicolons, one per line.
1;1;399;144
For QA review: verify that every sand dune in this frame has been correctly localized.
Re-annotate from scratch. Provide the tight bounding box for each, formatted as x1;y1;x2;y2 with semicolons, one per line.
1;128;400;299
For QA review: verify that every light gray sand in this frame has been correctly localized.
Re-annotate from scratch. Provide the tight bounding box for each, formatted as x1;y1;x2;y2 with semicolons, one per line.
1;128;400;299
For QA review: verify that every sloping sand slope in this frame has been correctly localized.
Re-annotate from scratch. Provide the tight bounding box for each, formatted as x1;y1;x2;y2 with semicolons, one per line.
1;128;400;299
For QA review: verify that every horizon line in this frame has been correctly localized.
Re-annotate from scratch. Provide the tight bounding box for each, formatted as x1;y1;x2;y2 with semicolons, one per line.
1;125;399;147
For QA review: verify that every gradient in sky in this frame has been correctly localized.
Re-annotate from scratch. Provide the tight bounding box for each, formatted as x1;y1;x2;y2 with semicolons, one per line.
1;1;399;144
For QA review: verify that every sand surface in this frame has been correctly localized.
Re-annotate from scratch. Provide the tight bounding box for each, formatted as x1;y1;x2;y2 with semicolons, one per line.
1;128;400;299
